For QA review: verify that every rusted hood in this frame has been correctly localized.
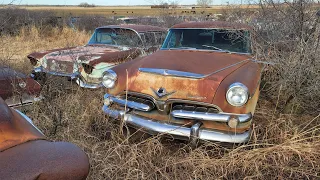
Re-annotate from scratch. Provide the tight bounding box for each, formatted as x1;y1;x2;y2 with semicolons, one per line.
42;45;139;65
138;50;251;75
123;50;251;103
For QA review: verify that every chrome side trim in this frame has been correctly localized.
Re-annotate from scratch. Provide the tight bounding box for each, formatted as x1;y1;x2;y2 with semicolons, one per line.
32;66;79;78
6;95;43;108
105;94;153;112
102;105;250;143
171;110;252;123
139;68;205;79
139;59;251;79
32;67;103;89
15;110;44;135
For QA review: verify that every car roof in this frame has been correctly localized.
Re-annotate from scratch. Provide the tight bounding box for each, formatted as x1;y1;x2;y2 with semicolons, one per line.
171;21;252;30
96;24;167;33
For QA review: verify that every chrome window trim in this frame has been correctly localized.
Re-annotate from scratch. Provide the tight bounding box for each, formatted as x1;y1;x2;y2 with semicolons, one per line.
161;27;252;55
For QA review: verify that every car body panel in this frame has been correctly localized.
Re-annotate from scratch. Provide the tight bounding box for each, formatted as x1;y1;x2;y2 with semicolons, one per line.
0;97;45;151
108;50;253;103
0;97;90;179
0;67;41;107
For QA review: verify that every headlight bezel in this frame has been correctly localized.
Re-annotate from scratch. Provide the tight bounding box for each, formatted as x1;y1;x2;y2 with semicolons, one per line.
102;70;117;88
226;82;249;107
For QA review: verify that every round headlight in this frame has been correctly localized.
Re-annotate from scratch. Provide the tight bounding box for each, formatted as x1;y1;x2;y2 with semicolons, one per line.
19;81;27;88
226;82;249;107
102;70;117;88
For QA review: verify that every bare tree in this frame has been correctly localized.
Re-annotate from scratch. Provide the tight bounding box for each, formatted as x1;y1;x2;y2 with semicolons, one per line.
220;0;320;114
197;0;213;8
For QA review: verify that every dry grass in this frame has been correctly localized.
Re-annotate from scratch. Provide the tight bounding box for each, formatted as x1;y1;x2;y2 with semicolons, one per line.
0;26;90;73
1;27;320;179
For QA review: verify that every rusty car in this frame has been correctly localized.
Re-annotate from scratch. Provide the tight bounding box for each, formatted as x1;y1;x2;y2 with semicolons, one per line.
101;21;262;144
0;66;42;107
27;24;167;88
0;97;90;179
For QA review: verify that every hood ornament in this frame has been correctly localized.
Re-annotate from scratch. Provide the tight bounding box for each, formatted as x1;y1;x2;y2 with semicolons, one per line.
151;87;176;98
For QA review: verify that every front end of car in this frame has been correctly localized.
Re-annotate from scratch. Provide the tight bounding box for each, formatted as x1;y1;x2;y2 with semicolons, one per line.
101;55;261;144
0;67;43;108
27;46;121;89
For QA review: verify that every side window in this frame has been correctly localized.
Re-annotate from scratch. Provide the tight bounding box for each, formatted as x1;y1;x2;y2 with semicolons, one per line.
167;31;183;48
155;32;167;45
144;32;156;47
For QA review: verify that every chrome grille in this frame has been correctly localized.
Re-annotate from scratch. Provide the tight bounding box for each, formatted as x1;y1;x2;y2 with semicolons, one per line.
120;94;155;111
172;103;220;114
46;59;74;74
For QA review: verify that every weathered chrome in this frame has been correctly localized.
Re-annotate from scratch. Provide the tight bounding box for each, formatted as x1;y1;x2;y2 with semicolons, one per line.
117;91;223;113
104;94;154;112
139;59;251;79
139;68;204;79
171;110;252;123
190;122;202;145
226;82;250;107
102;70;117;88
5;94;43;108
76;78;102;89
151;87;176;98
102;105;251;143
33;66;44;73
31;67;103;89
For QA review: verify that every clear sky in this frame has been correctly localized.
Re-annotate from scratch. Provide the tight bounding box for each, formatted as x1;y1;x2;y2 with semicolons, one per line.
3;0;232;6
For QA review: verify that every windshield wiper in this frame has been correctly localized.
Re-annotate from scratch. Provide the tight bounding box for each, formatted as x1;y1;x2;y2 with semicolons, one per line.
202;45;231;53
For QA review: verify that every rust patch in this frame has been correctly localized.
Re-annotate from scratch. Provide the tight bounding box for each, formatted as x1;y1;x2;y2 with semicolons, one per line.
0;67;41;101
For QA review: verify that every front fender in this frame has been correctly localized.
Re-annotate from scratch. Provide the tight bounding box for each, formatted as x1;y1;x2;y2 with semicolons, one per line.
212;61;262;114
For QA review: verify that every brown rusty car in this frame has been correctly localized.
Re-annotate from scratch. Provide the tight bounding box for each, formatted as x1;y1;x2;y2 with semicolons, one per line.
27;24;167;88
0;97;90;180
0;67;42;107
101;21;262;144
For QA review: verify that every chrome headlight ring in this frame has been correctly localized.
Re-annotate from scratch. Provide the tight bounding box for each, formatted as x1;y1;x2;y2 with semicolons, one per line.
102;70;117;88
19;81;27;88
226;82;249;107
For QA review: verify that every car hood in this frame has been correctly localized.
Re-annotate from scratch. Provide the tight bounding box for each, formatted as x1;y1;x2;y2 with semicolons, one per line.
116;50;252;103
44;45;138;65
32;45;141;74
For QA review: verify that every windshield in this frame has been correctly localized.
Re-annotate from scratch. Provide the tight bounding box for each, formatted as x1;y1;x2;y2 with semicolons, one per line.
88;28;142;47
161;29;251;53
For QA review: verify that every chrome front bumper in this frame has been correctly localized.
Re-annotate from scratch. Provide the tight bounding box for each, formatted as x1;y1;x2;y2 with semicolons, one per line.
31;66;102;89
102;94;252;143
75;78;102;89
